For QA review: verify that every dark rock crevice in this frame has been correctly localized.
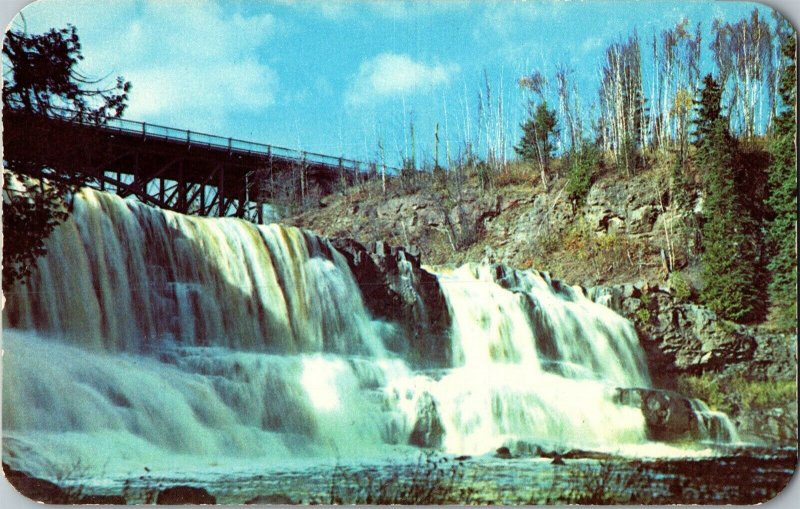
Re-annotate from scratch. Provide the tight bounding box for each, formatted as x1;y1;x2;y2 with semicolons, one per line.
329;238;451;366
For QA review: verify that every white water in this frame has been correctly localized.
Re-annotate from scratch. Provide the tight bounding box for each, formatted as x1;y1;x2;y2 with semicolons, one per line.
2;189;728;480
406;264;651;454
690;399;741;444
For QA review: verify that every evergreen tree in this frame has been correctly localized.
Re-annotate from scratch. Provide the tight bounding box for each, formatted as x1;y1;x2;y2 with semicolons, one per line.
565;140;601;208
669;157;700;256
515;101;558;191
694;75;761;322
692;75;723;144
765;32;797;316
3;23;130;290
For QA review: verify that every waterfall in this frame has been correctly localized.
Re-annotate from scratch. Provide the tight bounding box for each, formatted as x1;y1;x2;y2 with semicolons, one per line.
3;189;408;475
2;189;728;479
385;264;651;454
690;399;740;444
4;189;386;356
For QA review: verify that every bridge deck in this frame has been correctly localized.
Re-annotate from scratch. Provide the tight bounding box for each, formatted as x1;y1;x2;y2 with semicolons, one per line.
3;108;393;222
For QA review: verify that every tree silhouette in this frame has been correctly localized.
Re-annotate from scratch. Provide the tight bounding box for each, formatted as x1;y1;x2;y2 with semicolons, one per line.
3;22;130;290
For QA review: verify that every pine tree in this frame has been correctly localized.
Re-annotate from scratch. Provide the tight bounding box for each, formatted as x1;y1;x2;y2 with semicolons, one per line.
765;31;797;317
2;24;130;290
694;75;761;322
669;157;700;257
515;101;558;191
565;140;601;208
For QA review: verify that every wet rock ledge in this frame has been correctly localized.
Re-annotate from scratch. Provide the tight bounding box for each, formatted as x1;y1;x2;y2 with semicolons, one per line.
330;238;451;365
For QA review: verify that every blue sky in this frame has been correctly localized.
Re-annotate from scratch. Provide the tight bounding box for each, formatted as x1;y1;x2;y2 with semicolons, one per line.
10;0;787;166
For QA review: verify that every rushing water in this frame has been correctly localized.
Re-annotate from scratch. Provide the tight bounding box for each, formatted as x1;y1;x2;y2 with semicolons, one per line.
2;189;745;491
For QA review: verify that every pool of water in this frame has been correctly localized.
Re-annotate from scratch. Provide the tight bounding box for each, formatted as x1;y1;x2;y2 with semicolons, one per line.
61;446;797;505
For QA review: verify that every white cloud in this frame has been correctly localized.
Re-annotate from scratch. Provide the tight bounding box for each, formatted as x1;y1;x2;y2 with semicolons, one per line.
19;0;279;133
275;0;468;21
346;53;459;106
273;0;351;20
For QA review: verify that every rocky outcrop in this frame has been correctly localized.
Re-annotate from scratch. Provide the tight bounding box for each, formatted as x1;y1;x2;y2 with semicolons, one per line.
3;463;70;503
330;238;451;365
156;486;216;505
735;404;798;445
590;283;758;383
372;190;502;248
583;179;669;236
593;283;795;446
409;393;445;449
615;388;704;442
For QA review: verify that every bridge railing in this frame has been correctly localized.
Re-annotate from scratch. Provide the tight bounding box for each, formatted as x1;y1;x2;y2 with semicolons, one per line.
5;102;397;174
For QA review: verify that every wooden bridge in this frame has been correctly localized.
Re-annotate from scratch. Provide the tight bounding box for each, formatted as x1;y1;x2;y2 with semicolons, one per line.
3;105;392;222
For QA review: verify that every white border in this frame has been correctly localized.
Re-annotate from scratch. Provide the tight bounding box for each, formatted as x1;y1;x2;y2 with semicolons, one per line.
0;1;797;508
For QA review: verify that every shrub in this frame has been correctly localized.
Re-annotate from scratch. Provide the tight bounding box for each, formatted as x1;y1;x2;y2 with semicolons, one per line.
494;163;536;187
668;271;692;302
676;374;728;412
565;142;602;207
677;373;797;414
528;460;648;505
320;453;479;505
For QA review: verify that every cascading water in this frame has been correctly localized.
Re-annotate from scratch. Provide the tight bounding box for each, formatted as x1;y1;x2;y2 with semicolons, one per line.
3;189;409;476
385;264;652;455
3;189;733;481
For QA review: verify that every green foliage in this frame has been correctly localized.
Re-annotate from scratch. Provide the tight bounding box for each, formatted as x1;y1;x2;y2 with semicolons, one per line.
677;373;796;414
677;374;729;412
2;24;130;290
669;158;701;256
668;271;692;302
565;141;601;206
516;101;558;163
670;158;693;215
693;75;763;322
617;133;641;175
691;75;723;145
766;31;797;313
2;174;69;289
635;308;651;324
3;24;130;121
515;100;559;190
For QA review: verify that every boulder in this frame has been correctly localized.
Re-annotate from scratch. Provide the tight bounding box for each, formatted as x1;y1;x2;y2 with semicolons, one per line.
409;393;445;449
615;388;701;441
495;446;513;459
2;463;69;503
156;486;216;505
